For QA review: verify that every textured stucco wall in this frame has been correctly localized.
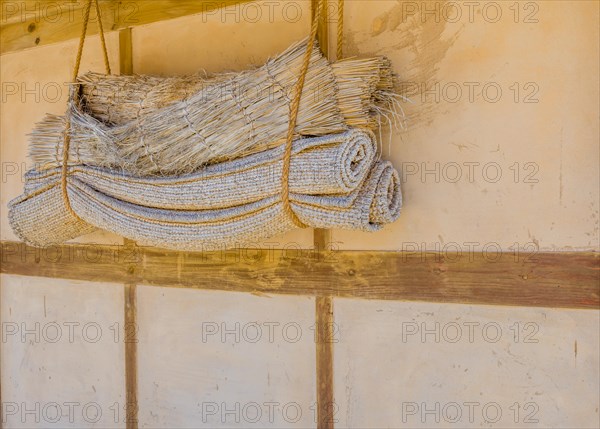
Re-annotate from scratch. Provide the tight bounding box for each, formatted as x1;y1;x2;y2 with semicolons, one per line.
1;1;598;428
331;0;599;252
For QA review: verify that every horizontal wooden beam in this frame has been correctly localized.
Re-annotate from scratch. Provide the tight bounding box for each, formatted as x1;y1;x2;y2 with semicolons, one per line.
1;0;254;55
1;241;598;309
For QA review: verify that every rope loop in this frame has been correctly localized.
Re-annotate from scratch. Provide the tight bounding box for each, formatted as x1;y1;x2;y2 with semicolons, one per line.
61;0;111;219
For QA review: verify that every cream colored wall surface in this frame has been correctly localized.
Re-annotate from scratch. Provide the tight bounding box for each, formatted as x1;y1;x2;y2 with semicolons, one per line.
1;2;598;429
0;32;123;245
331;0;600;251
132;0;312;75
0;274;126;428
136;287;317;428
333;299;600;428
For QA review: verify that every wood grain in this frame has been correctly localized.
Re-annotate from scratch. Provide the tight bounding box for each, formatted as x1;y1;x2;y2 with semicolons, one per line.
313;2;335;425
0;241;2;429
0;0;254;54
124;282;138;429
118;28;138;428
119;27;133;75
1;241;598;309
312;0;329;57
315;296;335;429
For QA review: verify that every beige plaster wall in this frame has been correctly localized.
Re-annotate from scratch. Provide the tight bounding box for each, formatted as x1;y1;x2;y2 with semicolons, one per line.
334;299;599;428
1;274;126;428
1;1;598;428
331;0;599;251
136;287;317;428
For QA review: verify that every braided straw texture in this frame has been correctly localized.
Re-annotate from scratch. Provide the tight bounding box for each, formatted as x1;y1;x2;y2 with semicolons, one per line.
9;129;402;250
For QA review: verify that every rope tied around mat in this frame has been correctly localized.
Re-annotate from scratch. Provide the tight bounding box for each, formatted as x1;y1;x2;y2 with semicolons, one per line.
281;0;324;228
61;0;110;220
282;0;345;228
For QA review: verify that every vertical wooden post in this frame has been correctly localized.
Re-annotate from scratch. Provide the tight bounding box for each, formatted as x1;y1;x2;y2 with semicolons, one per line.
119;28;133;75
119;26;138;429
0;274;3;429
312;0;329;58
123;277;138;429
312;2;335;428
315;294;335;429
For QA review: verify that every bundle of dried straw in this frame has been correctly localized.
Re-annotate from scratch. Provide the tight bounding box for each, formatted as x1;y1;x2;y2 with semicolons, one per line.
29;39;404;176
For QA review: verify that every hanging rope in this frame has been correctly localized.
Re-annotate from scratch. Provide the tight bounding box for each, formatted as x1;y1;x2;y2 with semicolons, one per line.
95;0;112;75
281;0;324;229
337;0;344;60
61;0;111;219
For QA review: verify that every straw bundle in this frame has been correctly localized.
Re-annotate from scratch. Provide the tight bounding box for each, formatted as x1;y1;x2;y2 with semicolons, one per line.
77;70;233;126
29;39;402;176
10;130;402;250
76;56;395;129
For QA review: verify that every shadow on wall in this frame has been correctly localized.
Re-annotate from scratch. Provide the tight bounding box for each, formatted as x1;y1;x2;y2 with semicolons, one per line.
345;0;463;128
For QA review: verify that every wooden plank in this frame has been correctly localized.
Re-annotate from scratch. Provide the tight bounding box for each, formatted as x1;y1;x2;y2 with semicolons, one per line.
315;296;335;429
0;243;2;429
0;0;254;54
118;28;138;429
1;241;598;309
314;228;335;429
314;229;332;252
312;2;335;422
124;281;138;429
313;204;334;428
118;26;133;75
312;0;329;56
